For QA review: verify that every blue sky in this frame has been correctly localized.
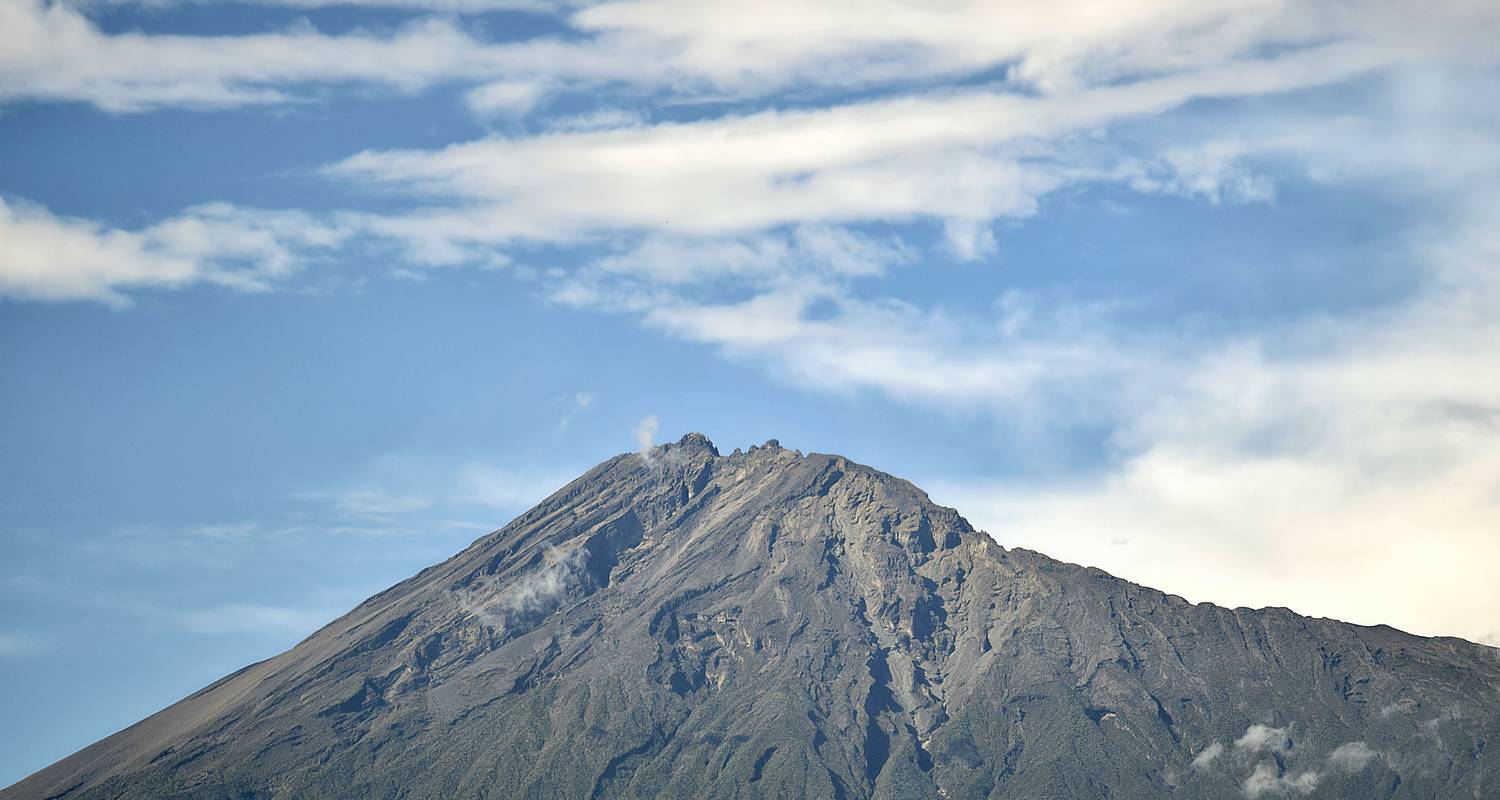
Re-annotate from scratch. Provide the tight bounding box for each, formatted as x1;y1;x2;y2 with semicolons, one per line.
3;0;1499;786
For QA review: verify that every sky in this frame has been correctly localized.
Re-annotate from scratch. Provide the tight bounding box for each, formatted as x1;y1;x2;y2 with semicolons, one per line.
2;0;1499;786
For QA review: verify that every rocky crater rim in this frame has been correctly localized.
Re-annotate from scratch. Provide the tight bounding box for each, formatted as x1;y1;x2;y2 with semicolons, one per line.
640;432;956;511
646;431;789;458
644;432;891;472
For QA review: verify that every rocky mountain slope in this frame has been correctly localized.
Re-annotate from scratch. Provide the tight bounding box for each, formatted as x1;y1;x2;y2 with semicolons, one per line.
5;434;1498;799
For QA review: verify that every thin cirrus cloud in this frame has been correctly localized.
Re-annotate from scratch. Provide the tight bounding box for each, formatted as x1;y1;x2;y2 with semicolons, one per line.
0;1;574;111
14;0;1498;113
315;37;1394;294
2;34;1373;302
306;452;580;524
0;196;344;305
322;49;1496;422
4;0;1488;303
171;603;340;635
329;43;1397;244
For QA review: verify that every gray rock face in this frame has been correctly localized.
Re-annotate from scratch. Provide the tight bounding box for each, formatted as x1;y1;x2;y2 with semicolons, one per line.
6;434;1499;799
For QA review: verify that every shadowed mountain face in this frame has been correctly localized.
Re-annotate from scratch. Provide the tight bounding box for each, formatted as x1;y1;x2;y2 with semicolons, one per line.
7;434;1499;800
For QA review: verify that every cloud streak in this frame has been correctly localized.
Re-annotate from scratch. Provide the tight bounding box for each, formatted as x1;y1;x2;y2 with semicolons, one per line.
28;0;1499;114
173;603;338;635
0;196;342;305
329;44;1399;249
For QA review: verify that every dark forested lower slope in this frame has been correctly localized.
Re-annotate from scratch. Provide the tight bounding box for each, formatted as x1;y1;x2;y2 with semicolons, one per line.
6;434;1499;799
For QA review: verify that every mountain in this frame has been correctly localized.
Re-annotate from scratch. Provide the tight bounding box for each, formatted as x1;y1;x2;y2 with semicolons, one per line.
6;434;1499;799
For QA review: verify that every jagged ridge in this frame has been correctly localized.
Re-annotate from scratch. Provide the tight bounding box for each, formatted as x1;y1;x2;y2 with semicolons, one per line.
5;434;1499;799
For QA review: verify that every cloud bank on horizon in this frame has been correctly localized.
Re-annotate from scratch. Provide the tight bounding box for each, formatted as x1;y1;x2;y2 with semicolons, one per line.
2;0;1499;651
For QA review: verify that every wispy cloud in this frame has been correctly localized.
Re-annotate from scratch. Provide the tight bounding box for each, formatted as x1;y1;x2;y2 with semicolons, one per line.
0;197;342;305
1326;742;1379;773
328;47;1393;251
1235;724;1291;754
1187;727;1386;795
12;3;1495;311
633;415;658;454
171;603;338;635
289;452;577;534
34;0;1498;114
326;488;433;518
452;462;572;509
55;454;577;578
558;391;594;430
464;79;551;117
0;2;556;111
452;544;586;632
1243;762;1319;798
1190;741;1224;770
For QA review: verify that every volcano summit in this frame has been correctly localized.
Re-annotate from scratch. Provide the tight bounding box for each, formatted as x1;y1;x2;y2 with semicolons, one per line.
5;434;1498;799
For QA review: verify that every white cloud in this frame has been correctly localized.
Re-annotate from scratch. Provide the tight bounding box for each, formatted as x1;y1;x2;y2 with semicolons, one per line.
633;415;659;454
29;0;1499;113
1327;741;1378;773
941;219;998;262
464;80;550;117
330;45;1394;249
627;280;1135;413
1243;762;1320;798
1235;724;1292;754
0;1;587;111
12;0;1496;119
14;1;1493;308
0;196;342;305
571;0;1494;98
1191;741;1225;770
452;544;586;632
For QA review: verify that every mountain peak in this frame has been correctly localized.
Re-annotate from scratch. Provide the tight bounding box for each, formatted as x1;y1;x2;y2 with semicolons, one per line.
6;440;1499;800
670;431;719;456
